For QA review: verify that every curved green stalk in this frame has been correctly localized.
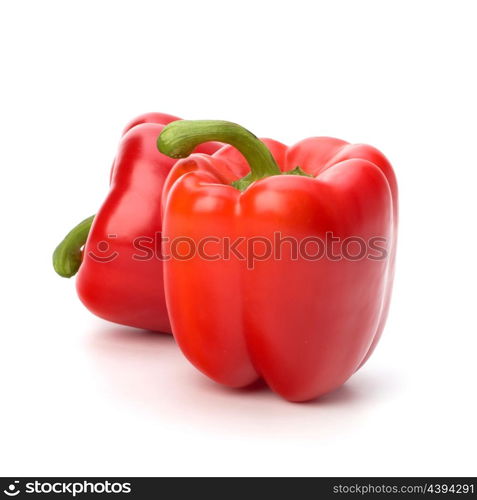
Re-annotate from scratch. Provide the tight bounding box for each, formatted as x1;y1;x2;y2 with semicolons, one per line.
53;215;94;278
157;120;281;189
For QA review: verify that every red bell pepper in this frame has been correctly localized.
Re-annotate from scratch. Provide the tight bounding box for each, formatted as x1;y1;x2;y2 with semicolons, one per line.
158;120;397;401
53;113;220;332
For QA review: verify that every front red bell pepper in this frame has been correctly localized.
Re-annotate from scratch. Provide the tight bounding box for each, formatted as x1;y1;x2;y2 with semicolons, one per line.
53;113;220;332
158;120;397;401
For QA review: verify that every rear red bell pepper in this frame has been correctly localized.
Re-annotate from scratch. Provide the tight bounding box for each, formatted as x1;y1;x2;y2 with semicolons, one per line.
53;113;220;332
158;120;397;401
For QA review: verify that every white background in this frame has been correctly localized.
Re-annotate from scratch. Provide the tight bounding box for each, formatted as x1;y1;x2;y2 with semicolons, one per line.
1;0;476;477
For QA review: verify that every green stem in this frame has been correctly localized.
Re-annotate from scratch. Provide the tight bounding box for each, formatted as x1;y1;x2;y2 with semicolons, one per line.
53;215;94;277
157;120;281;189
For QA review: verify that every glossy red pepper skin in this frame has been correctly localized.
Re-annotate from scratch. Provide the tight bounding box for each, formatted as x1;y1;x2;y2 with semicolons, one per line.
161;132;397;401
75;113;220;332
